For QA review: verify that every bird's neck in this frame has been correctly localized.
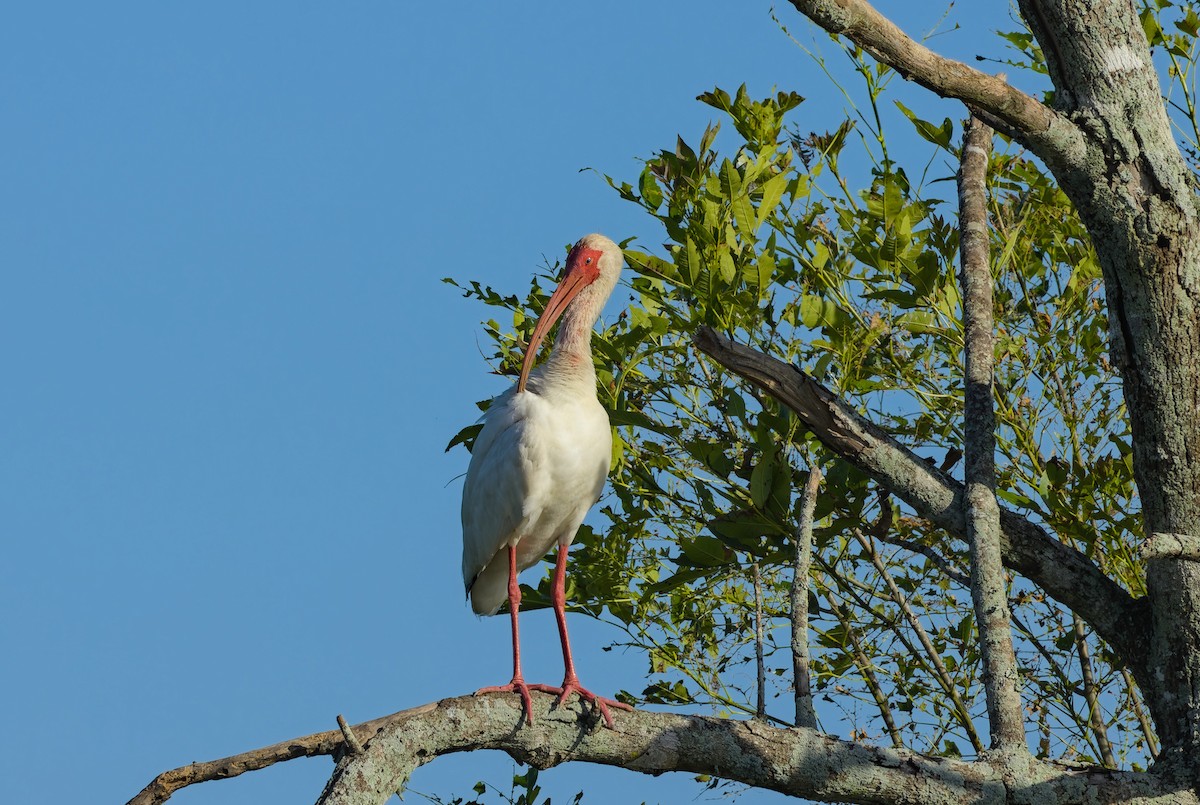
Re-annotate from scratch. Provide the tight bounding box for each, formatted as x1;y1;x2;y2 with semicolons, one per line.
543;304;597;386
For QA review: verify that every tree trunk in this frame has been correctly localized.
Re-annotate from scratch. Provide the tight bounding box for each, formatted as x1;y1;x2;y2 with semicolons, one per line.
1015;0;1200;775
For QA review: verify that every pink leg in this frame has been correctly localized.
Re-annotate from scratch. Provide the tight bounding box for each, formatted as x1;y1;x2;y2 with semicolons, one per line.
474;545;535;724
531;545;633;728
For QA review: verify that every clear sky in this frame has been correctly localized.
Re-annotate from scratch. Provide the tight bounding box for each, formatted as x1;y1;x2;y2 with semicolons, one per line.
1;3;1014;803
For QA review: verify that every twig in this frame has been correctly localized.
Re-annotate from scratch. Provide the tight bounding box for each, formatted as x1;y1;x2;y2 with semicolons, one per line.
338;714;366;755
1071;615;1116;767
1120;667;1160;758
852;529;984;753
791;466;822;729
958;114;1026;755
821;591;904;748
874;531;970;586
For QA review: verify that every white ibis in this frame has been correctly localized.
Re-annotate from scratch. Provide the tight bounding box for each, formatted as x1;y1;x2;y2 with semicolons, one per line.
461;233;632;728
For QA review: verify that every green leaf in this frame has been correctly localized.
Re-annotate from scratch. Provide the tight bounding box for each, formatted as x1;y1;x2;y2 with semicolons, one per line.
708;509;784;547
722;159;755;238
896;310;941;334
639;164;663;210
685;236;702;284
642;566;712;597
1177;8;1200;36
1141;7;1166;46
719;248;737;283
755;171;790;229
756;250;775;292
445;423;483;453
800;294;842;328
679;535;731;567
750;454;774;509
605;406;682;436
624;248;678;282
894;100;953;148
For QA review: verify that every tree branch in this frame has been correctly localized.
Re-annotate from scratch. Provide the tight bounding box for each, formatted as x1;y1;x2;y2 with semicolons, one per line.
131;693;1190;805
126;704;438;805
692;326;1149;685
1073;613;1117;768
958;114;1027;754
792;465;822;729
313;693;1182;805
784;0;1084;169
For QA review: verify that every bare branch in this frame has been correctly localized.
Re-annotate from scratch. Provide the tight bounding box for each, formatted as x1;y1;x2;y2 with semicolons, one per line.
1121;666;1160;759
821;589;905;748
958;114;1027;754
1073;614;1117;768
691;326;1149;683
126;703;438;805
752;560;767;719
876;529;970;586
310;693;1186;805
131;693;1189;805
338;714;365;756
785;0;1083;168
792;466;822;729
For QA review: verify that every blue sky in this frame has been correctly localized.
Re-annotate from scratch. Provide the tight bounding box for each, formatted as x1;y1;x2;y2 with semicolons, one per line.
1;3;1014;803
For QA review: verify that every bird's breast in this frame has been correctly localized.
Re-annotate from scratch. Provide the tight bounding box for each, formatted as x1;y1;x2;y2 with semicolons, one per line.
514;388;612;495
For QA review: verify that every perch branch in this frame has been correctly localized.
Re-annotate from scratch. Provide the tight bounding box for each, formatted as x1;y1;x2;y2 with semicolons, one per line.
131;693;1189;805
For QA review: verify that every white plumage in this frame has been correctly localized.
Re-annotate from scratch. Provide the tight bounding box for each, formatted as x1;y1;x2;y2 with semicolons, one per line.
462;375;611;613
459;233;631;727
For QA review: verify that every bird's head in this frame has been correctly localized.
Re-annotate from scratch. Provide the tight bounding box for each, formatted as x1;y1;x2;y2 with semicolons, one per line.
518;234;623;392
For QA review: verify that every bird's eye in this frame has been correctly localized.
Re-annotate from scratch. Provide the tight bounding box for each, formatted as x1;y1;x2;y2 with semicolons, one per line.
585;258;593;264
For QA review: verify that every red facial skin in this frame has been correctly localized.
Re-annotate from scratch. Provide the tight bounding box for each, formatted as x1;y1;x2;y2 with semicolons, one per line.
517;245;604;393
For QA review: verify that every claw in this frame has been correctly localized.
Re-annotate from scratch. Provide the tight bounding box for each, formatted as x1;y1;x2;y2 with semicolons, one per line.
475;677;536;725
531;676;633;729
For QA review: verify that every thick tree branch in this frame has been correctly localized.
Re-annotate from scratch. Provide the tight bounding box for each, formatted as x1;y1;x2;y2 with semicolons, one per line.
692;326;1149;684
958;115;1027;754
130;695;1190;805
314;693;1184;805
785;0;1084;169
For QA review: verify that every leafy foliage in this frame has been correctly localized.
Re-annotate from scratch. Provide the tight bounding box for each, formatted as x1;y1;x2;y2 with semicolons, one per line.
448;24;1169;777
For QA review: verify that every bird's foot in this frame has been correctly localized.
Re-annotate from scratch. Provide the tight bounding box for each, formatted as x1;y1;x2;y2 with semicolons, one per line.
531;676;633;729
475;677;536;725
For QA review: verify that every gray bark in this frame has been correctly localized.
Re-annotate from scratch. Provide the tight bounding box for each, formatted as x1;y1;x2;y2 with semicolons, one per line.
1015;0;1200;774
314;693;1190;805
792;466;821;729
958;115;1027;754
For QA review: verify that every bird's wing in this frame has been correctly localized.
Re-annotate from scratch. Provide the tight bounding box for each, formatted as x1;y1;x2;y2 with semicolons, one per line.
460;389;537;594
